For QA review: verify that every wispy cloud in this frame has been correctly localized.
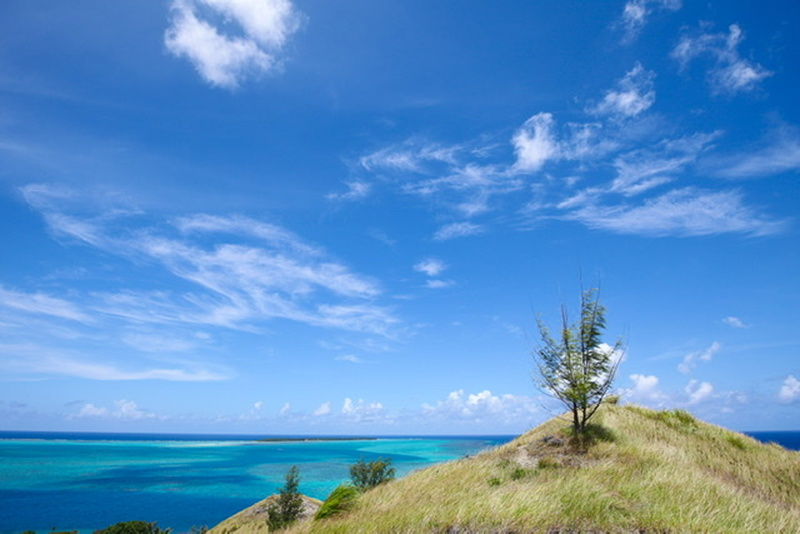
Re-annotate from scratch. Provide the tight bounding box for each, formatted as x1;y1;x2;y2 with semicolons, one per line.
619;0;681;43
0;286;91;323
72;400;162;420
352;57;784;240
564;188;784;237
164;0;302;89
710;125;800;179
678;341;721;374
672;24;772;95
722;316;749;329
590;63;656;119
2;346;229;382
434;222;485;241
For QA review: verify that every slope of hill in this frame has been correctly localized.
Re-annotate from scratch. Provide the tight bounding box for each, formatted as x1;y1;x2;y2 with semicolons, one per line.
282;404;800;532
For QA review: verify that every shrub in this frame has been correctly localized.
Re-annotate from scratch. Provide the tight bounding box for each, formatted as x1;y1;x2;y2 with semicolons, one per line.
349;458;396;491
315;484;361;520
94;521;170;534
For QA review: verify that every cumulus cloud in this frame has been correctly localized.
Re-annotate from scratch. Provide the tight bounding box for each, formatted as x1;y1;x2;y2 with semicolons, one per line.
591;63;656;119
164;0;302;89
512;113;559;173
414;258;447;277
313;402;331;416
421;389;538;426
622;374;668;406
672;24;772;95
341;398;385;422
685;380;714;404
73;399;160;420
678;341;721;374
778;375;800;403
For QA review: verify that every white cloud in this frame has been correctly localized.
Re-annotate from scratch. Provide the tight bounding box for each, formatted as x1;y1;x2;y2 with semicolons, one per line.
512;113;559;173
425;279;455;289
279;402;291;416
565;188;785;237
335;354;362;363
619;0;681;42
75;403;108;418
678;341;721;374
778;375;800;403
164;0;302;89
672;24;772;95
313;402;331;416
712;126;800;179
341;398;385;422
722;316;749;329
72;400;159;420
622;374;668;406
326;181;372;201
23;203;397;336
433;222;485;241
591;63;656;119
685;380;714;404
414;258;446;277
421;389;538;425
0;286;91;323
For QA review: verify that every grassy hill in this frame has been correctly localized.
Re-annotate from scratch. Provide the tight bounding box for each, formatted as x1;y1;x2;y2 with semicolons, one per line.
274;404;800;532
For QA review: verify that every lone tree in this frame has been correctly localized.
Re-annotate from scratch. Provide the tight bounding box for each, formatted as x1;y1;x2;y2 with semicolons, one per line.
266;465;304;530
534;287;623;435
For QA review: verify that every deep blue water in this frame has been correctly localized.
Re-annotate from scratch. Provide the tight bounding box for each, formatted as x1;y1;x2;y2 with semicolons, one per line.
0;432;512;534
0;430;797;534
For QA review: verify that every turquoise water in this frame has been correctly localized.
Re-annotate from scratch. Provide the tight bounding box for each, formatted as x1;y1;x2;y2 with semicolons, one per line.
0;433;510;533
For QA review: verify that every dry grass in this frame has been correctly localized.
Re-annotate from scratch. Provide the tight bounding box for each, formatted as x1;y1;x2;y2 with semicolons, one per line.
281;404;800;533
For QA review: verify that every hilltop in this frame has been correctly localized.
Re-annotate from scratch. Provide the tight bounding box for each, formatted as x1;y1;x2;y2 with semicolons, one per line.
254;404;800;532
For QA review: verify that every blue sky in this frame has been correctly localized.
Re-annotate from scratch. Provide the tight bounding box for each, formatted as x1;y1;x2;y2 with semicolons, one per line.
1;0;798;434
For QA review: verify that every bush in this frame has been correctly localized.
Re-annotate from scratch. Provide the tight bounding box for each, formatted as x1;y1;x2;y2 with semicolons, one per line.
315;484;361;520
94;521;170;534
349;458;396;491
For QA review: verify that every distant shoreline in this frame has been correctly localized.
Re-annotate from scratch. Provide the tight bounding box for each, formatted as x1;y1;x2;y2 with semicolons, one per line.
256;436;380;442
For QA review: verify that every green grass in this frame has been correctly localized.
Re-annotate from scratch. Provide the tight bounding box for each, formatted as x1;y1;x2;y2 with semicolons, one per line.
285;404;800;533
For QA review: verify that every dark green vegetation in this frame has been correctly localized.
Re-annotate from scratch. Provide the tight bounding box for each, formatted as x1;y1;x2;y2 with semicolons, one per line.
348;458;396;492
535;287;623;435
266;465;304;530
94;521;171;534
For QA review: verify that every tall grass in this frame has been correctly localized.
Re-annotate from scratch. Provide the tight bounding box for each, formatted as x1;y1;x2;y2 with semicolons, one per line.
286;404;800;533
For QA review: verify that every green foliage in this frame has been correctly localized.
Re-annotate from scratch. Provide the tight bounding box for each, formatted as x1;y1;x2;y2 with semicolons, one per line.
315;484;361;520
534;287;623;435
349;457;396;491
266;465;304;531
510;467;529;480
487;477;502;486
93;521;170;534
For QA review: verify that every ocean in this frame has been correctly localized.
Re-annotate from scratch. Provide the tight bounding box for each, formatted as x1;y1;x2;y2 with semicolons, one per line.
0;430;797;534
0;432;512;533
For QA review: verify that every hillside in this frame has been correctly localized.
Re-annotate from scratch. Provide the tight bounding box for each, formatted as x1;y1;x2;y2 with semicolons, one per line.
272;404;800;532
